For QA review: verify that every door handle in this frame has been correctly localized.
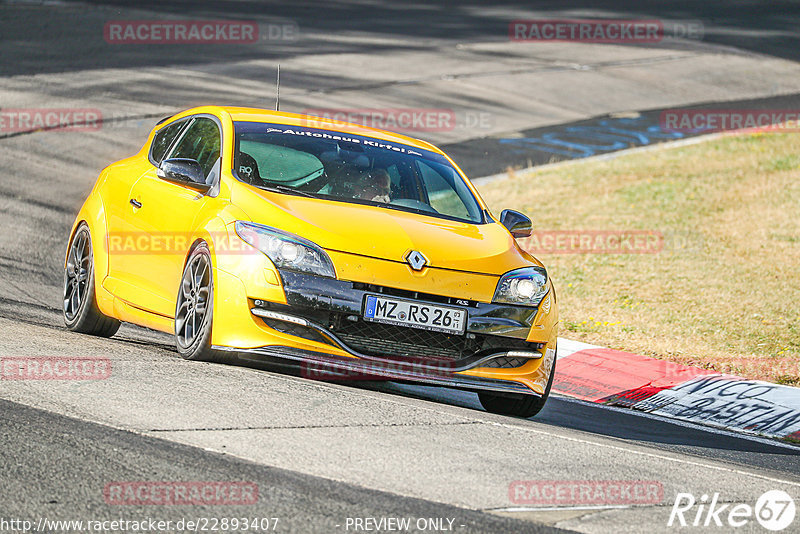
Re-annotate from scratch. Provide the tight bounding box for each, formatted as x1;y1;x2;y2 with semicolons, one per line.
129;199;142;208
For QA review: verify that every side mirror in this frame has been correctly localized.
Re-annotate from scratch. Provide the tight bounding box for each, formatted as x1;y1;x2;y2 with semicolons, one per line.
157;158;210;192
500;209;533;238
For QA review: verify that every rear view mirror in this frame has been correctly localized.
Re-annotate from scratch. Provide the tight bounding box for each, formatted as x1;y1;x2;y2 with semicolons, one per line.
157;158;210;192
500;209;533;238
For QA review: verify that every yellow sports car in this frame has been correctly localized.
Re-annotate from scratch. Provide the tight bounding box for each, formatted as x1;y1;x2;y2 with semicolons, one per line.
64;106;558;417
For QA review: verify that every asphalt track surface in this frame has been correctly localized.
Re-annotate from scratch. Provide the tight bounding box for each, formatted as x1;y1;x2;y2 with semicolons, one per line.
1;1;800;533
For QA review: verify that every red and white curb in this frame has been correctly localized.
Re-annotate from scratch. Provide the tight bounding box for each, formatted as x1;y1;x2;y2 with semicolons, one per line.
555;338;800;441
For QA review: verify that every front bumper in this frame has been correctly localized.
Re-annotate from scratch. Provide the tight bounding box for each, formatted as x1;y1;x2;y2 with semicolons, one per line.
211;259;558;395
217;345;537;396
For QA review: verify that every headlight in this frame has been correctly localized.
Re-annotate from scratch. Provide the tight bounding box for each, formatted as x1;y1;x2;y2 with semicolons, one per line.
493;266;548;307
234;221;336;278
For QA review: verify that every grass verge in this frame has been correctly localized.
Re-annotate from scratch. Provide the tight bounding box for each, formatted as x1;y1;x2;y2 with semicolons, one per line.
478;132;800;385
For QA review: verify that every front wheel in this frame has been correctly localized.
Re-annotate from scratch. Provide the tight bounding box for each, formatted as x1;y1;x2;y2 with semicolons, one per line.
63;224;120;337
174;243;232;364
478;354;556;418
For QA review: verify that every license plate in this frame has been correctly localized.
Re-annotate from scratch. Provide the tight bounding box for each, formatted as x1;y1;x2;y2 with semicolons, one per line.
363;294;467;335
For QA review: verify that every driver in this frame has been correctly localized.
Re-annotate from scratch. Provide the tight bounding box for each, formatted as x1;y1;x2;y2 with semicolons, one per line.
354;168;391;203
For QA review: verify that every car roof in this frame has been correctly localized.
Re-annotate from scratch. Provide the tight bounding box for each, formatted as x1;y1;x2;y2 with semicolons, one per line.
172;106;445;155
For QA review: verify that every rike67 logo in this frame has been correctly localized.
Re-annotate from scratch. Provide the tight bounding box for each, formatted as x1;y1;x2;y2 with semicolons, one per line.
669;490;795;531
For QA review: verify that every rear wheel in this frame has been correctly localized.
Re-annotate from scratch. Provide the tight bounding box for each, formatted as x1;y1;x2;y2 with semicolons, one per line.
175;243;232;363
63;224;120;337
478;354;556;418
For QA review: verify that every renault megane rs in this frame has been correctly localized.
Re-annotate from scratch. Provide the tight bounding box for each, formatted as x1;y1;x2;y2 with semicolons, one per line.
63;106;558;417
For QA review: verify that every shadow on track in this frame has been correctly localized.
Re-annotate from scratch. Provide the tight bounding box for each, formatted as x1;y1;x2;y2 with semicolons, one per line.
3;0;799;77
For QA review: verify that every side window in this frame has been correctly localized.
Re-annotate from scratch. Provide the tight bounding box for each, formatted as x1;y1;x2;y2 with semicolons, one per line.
166;117;221;179
415;160;471;220
150;120;187;165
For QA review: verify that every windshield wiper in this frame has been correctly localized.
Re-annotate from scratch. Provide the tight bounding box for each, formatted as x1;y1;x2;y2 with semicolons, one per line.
259;183;317;198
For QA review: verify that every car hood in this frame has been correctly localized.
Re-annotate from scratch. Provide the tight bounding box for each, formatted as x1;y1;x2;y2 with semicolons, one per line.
232;186;536;276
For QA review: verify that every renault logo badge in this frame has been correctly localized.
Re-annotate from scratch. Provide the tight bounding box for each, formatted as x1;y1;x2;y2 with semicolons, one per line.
405;250;428;271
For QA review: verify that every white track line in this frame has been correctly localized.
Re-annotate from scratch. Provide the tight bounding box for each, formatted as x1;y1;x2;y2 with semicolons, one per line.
489;505;633;512
487;418;800;488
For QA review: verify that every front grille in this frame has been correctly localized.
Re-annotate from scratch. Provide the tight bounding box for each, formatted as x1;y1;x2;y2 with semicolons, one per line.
482;356;530;368
330;318;541;362
334;320;474;361
337;333;461;362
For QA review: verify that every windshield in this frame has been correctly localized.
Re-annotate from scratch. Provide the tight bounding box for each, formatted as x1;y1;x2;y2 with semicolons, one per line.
233;122;486;224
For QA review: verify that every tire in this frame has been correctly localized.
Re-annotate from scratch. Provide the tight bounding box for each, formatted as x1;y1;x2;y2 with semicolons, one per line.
478;352;556;418
63;224;121;337
174;243;233;363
